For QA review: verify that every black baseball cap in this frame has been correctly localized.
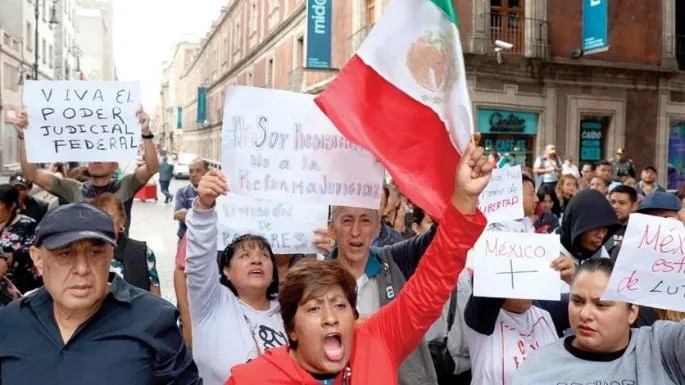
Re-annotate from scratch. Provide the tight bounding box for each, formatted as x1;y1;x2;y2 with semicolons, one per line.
9;172;31;189
35;203;117;250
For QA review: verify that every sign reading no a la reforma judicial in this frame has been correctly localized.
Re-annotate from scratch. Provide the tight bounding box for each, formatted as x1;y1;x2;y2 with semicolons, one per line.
306;0;332;69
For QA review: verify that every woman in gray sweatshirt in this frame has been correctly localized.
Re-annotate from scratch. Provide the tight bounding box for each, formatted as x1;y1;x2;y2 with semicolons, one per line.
512;258;685;384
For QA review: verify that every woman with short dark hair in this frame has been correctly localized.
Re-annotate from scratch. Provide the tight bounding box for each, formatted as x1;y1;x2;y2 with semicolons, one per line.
512;258;685;384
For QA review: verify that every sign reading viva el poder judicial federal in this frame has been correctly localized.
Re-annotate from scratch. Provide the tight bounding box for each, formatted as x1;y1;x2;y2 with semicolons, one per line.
22;81;141;163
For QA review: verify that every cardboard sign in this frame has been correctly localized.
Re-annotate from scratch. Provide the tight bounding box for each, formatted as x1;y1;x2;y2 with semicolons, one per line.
216;194;328;254
603;214;685;312
473;231;561;300
478;166;524;223
221;86;384;209
22;81;141;163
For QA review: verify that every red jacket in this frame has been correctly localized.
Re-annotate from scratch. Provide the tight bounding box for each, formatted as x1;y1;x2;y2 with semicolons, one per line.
226;205;486;385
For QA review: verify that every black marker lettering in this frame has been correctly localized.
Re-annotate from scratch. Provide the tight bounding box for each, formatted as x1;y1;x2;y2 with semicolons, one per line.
93;89;104;102
53;139;66;153
40;126;50;136
69;139;81;149
41;108;55;120
40;89;53;102
63;108;76;119
111;107;124;124
111;124;123;135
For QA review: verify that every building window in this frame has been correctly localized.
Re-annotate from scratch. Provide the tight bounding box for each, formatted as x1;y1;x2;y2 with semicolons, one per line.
366;0;376;25
49;44;53;68
268;0;280;30
249;1;258;35
26;22;33;51
3;63;19;92
267;58;274;87
578;116;609;164
296;36;304;67
489;0;524;54
42;38;46;63
234;22;241;50
247;72;254;86
42;0;47;22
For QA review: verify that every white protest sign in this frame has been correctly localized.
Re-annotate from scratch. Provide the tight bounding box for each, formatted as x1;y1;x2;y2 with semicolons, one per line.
603;214;685;312
473;231;561;300
22;81;141;163
216;194;329;254
221;86;384;208
478;165;524;223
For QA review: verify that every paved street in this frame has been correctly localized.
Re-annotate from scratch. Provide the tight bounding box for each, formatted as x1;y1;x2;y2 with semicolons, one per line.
128;178;190;305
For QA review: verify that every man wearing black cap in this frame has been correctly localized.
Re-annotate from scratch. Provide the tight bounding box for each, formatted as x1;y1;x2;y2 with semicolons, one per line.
0;203;201;384
9;172;47;223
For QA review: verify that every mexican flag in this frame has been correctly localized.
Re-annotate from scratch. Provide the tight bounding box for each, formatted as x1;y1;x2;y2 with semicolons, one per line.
314;0;473;221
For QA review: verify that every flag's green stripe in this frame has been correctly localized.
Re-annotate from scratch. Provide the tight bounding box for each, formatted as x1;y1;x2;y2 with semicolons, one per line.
429;0;458;26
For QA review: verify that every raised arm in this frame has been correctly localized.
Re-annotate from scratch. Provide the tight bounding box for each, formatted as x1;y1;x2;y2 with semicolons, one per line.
185;170;233;324
11;113;59;193
360;135;491;368
133;109;160;184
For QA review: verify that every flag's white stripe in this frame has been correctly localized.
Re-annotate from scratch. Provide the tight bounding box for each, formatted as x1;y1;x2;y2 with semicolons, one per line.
357;0;473;154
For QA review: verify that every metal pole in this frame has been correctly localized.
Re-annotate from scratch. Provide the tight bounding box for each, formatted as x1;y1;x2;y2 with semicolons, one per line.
33;0;39;80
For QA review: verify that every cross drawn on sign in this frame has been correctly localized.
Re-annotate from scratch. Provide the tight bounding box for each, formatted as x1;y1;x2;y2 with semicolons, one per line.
496;259;539;290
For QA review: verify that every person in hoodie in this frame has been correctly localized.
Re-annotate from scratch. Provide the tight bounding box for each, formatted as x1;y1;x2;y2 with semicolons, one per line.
225;133;491;385
554;188;622;294
185;171;286;385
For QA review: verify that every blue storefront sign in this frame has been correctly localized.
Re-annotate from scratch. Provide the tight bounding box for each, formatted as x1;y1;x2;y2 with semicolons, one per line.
176;107;183;129
306;0;332;69
579;119;605;162
196;87;207;124
477;108;539;167
582;0;608;53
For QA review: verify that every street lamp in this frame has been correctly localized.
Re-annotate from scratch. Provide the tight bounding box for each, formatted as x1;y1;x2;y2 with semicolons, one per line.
32;0;60;80
68;45;81;79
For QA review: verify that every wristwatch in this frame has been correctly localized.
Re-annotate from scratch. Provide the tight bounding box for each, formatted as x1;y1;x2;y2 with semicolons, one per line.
142;133;154;139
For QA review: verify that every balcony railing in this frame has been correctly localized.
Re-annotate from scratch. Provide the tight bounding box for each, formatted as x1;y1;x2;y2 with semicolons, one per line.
288;67;304;92
347;23;374;58
676;35;685;70
480;12;550;59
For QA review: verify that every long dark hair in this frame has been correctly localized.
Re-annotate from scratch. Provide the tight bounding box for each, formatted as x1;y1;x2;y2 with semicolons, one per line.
220;234;279;300
0;184;20;224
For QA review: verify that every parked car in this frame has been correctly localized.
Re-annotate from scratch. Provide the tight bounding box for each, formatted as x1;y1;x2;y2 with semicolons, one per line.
174;153;199;179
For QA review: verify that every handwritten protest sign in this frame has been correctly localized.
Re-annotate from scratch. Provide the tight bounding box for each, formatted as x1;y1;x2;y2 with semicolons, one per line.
216;194;328;254
473;231;561;300
221;86;384;208
22;81;141;163
603;214;685;312
478;165;524;223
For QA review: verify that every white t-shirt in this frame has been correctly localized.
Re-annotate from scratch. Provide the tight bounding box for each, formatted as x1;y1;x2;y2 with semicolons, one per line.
357;274;381;315
466;306;558;385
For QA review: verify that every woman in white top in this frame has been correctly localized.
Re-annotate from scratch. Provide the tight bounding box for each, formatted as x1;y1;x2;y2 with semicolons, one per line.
184;170;288;385
464;221;576;385
512;258;685;384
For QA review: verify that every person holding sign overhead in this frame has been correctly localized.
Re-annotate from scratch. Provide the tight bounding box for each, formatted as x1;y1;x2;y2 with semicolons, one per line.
9;109;159;235
511;258;685;384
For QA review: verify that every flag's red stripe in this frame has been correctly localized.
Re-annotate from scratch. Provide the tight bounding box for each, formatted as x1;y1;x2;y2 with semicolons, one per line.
315;55;460;220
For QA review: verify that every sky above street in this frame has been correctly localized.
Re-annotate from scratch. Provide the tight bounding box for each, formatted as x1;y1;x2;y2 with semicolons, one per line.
112;0;229;113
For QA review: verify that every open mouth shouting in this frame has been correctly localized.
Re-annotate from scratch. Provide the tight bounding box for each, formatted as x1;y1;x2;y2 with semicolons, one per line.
322;332;344;362
248;268;265;277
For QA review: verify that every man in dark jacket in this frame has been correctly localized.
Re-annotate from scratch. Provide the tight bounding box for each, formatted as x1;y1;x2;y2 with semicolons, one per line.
9;172;47;223
611;148;636;180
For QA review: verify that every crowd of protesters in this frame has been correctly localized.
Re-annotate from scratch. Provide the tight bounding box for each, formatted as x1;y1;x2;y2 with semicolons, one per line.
0;109;683;385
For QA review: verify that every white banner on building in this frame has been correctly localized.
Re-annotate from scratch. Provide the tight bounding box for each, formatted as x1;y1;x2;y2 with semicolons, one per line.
22;80;141;163
221;86;384;209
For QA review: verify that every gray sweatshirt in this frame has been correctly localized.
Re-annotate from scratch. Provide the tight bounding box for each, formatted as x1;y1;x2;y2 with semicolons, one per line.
185;205;287;385
511;321;685;384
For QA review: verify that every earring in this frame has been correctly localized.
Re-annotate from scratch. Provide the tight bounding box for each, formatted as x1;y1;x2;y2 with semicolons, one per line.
120;227;125;233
